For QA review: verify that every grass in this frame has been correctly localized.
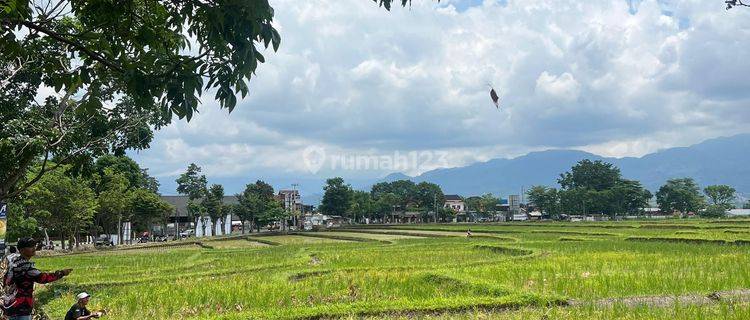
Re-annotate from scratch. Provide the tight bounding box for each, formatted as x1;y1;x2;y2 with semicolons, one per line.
33;219;750;319
313;231;425;241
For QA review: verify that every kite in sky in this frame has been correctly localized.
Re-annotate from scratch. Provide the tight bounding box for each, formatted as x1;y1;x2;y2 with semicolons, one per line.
489;85;500;109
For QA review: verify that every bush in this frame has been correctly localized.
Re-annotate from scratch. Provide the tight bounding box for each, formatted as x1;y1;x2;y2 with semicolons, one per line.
700;205;728;218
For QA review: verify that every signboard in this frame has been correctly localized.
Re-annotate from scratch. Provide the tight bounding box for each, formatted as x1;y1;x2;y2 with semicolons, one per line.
0;203;7;252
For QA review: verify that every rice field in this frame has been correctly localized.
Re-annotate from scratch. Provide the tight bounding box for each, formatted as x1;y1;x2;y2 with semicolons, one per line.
33;219;750;319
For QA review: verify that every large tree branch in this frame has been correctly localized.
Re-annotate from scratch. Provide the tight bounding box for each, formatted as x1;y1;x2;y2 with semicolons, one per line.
0;57;29;91
9;150;52;200
3;115;149;201
2;19;125;73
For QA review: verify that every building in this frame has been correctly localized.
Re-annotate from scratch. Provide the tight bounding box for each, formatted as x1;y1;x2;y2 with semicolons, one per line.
642;207;663;215
276;189;303;213
394;211;421;224
304;213;329;230
444;195;465;212
161;195;242;236
728;209;750;217
497;198;510;212
508;195;521;214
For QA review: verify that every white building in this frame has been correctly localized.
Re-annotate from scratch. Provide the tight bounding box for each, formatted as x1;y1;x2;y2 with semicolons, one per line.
728;209;750;216
444;195;465;212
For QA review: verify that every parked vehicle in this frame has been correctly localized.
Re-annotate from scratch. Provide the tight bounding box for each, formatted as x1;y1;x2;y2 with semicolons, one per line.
94;235;114;247
179;229;195;239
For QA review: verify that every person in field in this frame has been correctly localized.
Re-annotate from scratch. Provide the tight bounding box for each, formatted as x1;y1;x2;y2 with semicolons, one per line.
467;228;472;237
65;292;104;320
2;238;72;320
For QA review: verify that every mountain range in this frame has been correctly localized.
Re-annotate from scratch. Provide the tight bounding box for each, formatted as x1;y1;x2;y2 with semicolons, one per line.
379;134;750;198
158;134;750;204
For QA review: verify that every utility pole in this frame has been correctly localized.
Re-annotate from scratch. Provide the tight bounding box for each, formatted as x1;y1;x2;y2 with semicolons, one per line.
174;205;179;241
291;183;299;229
433;193;437;223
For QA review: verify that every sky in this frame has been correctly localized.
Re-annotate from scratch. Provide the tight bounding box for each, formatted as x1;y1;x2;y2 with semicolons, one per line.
128;0;750;195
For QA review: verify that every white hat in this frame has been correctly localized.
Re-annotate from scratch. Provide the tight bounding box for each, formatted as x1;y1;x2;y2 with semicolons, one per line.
76;292;90;300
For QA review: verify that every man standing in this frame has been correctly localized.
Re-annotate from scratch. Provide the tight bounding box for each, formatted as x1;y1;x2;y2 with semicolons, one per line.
64;292;102;320
2;238;72;320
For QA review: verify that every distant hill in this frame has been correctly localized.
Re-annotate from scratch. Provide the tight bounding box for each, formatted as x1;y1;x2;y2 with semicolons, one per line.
157;134;750;205
380;134;750;198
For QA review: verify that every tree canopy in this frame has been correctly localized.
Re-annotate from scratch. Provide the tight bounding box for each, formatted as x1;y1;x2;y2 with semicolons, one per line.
703;185;736;209
8;155;170;246
204;184;226;236
527;186;561;218
128;188;173;233
558;159;621;191
349;190;374;223
0;0;282;202
320;177;352;216
93;155;159;193
23;166;98;249
656;178;705;217
414;182;445;213
528;159;651;218
234;180;275;233
371;180;416;210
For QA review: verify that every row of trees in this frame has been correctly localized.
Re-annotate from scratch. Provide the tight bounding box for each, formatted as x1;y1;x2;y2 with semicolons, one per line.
175;163;290;235
527;159;743;219
656;179;739;218
527;160;652;219
9;155;172;249
321;178;449;222
319;177;501;223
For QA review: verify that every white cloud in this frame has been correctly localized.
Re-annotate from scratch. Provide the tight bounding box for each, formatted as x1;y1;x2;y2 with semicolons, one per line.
535;71;581;101
129;0;750;192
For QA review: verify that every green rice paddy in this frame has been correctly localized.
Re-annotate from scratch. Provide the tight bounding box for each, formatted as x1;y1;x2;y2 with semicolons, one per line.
34;219;750;319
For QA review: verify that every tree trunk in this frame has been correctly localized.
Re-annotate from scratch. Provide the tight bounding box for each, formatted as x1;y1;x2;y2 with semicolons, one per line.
60;233;66;251
117;215;122;245
73;227;79;248
201;218;206;238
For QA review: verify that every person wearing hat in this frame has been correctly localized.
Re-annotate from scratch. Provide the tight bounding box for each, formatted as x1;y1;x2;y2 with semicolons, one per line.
64;292;102;320
1;237;72;320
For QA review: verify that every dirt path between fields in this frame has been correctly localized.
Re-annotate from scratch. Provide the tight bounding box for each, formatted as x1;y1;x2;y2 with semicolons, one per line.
568;289;750;307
